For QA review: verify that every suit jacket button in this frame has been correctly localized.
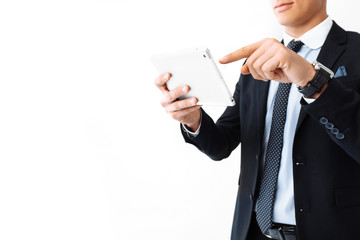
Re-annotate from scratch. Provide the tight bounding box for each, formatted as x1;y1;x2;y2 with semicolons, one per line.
330;128;339;135
336;133;345;140
325;122;334;130
320;117;328;125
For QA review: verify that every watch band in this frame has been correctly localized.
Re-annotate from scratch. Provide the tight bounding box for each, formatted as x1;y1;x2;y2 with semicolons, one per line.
297;61;334;98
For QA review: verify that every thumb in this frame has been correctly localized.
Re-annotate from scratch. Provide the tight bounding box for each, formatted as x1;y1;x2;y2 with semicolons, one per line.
241;64;250;75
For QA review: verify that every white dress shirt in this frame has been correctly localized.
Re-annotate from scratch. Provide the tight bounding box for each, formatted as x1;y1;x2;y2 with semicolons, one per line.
182;16;334;225
269;16;333;224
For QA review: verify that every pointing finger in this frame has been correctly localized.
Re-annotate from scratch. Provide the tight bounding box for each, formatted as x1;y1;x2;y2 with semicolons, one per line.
219;40;263;64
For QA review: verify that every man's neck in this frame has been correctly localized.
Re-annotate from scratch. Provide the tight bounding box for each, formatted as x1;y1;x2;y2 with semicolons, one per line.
285;14;328;38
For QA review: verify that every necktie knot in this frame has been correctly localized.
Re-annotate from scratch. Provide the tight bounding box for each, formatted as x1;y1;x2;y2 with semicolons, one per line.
287;39;304;53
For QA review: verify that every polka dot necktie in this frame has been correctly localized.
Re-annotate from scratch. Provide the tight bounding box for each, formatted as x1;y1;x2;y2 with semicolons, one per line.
256;39;304;235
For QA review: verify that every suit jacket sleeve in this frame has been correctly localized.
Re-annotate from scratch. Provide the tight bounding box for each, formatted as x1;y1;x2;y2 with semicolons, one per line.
301;76;360;163
181;78;243;160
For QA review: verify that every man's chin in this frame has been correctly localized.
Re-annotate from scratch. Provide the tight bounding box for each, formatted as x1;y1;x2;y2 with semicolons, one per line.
274;14;296;27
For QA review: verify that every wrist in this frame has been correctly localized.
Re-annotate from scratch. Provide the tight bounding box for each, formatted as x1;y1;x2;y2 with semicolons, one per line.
185;109;202;132
298;66;316;87
186;120;201;132
310;83;328;99
297;61;334;98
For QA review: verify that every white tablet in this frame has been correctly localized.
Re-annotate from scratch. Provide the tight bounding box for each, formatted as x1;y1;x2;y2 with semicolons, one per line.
151;48;235;106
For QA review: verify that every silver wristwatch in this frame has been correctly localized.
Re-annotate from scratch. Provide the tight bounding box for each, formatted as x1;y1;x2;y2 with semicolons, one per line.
297;61;334;98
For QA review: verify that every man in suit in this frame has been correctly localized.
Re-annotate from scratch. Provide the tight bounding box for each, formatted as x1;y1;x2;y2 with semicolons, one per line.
154;0;360;239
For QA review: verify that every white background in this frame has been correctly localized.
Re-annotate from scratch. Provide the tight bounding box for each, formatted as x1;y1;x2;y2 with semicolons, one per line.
0;0;359;239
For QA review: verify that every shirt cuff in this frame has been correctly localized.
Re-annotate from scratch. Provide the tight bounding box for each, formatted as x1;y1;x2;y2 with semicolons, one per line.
302;96;316;104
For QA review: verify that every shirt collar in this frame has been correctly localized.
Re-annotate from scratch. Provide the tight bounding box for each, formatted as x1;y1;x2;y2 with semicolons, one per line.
283;16;333;49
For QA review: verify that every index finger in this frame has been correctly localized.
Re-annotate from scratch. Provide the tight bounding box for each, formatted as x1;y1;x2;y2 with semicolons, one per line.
154;73;171;93
219;40;263;64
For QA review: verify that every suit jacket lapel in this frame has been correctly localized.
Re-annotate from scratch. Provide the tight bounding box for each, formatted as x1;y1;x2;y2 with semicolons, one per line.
316;21;347;70
295;21;347;133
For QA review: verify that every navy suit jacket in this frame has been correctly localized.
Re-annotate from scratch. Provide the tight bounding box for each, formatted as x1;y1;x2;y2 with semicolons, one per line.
182;21;360;240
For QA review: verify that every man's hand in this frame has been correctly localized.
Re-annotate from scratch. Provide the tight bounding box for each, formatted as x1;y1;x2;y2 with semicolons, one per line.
219;38;316;87
154;73;202;131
